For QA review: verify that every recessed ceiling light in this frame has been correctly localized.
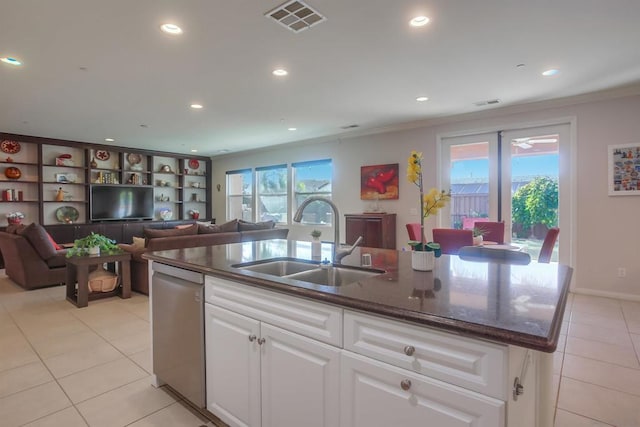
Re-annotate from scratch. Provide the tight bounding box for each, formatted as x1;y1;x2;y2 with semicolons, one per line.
190;104;203;109
160;23;183;35
416;96;429;102
190;149;198;153
409;16;430;27
105;138;115;142
273;68;288;76
1;57;22;66
542;69;559;76
288;127;297;131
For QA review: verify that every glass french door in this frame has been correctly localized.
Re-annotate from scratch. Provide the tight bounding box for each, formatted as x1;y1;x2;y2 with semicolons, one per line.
441;124;569;262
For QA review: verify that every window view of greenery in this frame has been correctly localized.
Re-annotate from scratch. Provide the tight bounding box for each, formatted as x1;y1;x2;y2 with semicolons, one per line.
293;159;332;226
257;165;288;223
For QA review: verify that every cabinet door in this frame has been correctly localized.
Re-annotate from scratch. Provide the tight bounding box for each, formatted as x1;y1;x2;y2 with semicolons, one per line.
205;304;261;427
341;351;504;427
260;323;340;427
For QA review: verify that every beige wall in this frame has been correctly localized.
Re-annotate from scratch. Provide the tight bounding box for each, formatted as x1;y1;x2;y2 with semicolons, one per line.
211;92;640;300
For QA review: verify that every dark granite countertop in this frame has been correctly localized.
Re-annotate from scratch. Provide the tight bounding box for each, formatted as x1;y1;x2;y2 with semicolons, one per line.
143;239;573;352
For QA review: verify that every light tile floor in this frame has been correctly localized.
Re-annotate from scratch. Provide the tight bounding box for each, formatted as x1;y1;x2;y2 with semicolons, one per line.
0;273;220;427
1;274;640;426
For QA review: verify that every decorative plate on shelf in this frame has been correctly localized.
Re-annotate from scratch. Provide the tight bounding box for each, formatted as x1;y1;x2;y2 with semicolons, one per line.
188;159;200;169
127;153;142;165
1;140;21;154
158;208;173;220
4;166;21;179
95;150;110;161
55;206;80;223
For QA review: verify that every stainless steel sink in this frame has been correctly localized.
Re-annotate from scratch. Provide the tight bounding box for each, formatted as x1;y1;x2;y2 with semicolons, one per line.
232;258;384;286
232;258;320;276
286;266;383;287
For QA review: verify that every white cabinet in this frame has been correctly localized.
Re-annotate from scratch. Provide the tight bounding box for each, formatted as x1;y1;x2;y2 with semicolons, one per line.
341;351;505;427
260;323;340;427
204;279;341;427
205;304;260;427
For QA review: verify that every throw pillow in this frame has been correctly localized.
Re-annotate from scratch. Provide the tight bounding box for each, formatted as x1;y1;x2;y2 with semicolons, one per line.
197;219;239;234
46;232;63;250
20;223;58;260
196;220;212;226
175;224;195;230
238;220;276;231
132;236;146;249
144;225;198;240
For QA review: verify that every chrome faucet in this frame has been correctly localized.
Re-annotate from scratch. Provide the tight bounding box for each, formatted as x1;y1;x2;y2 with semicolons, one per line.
293;196;363;264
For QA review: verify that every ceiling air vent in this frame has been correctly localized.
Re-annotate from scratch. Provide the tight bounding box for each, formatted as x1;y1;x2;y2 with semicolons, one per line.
266;0;326;33
474;99;501;107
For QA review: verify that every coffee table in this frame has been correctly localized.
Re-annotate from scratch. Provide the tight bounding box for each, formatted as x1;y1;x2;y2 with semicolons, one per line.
65;252;132;308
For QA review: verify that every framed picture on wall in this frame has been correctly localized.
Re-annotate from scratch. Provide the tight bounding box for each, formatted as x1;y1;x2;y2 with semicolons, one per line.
360;163;399;200
608;143;640;195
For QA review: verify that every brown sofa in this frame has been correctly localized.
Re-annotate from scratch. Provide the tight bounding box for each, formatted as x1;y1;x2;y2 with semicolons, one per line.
119;220;289;295
0;224;68;290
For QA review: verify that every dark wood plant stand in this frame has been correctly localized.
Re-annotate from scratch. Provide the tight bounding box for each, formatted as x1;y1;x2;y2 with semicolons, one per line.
65;252;132;308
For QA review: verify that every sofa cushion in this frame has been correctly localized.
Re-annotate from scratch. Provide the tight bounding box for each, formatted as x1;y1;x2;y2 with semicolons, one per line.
46;252;68;268
144;224;198;241
198;219;238;234
238;220;276;231
6;224;26;234
19;223;58;260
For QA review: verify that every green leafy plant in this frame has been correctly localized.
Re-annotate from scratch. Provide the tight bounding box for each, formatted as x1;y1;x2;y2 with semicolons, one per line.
512;177;558;237
408;241;442;257
65;232;120;257
472;226;486;237
310;229;322;239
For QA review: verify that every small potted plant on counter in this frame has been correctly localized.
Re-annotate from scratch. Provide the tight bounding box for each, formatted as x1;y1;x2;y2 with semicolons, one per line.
472;226;486;246
66;232;120;257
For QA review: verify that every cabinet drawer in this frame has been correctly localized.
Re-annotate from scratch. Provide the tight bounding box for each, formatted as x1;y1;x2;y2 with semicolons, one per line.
341;351;505;427
344;310;507;399
205;276;342;346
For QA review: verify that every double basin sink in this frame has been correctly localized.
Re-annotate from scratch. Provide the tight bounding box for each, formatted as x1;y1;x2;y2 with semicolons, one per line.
232;257;384;287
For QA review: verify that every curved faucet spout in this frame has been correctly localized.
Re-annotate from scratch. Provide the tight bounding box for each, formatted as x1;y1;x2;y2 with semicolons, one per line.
293;196;362;264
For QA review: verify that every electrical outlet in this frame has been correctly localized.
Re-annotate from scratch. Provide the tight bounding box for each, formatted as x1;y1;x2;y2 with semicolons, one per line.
617;267;627;278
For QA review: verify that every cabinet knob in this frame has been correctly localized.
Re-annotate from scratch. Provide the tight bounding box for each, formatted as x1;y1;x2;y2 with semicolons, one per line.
248;334;257;342
403;345;416;356
257;337;266;345
400;379;412;391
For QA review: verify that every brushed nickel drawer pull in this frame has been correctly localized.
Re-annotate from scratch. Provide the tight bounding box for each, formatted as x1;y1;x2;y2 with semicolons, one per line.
400;379;412;391
248;334;257;342
257;337;266;345
404;345;416;356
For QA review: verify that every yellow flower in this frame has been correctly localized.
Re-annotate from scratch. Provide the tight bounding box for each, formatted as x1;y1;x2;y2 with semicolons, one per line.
406;150;451;244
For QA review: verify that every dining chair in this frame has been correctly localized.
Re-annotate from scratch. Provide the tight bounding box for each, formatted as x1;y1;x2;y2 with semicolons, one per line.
538;227;559;263
431;228;473;255
474;221;505;244
406;223;424;242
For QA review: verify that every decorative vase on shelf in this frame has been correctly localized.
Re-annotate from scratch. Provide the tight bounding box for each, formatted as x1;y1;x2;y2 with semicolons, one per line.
90;157;98;168
411;250;435;271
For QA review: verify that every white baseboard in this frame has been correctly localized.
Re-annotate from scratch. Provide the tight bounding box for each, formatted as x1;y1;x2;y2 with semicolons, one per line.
570;287;640;302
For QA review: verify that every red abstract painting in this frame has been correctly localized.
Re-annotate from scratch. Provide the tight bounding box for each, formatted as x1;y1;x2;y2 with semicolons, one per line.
360;163;399;200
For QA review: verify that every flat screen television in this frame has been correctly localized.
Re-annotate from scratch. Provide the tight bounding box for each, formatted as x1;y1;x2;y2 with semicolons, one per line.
91;185;154;221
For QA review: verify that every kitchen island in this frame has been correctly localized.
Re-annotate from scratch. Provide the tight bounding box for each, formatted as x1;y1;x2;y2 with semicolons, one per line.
144;239;572;427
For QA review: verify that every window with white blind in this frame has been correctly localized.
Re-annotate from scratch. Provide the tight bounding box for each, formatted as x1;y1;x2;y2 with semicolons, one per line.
226;169;253;221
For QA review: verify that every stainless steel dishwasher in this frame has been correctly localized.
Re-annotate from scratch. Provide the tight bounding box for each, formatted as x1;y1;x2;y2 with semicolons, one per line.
151;262;205;408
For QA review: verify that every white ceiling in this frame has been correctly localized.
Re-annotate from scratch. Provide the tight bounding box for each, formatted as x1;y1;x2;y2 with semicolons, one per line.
1;0;640;156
